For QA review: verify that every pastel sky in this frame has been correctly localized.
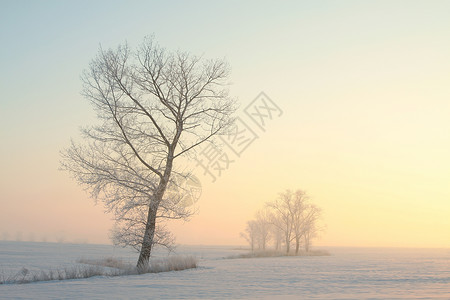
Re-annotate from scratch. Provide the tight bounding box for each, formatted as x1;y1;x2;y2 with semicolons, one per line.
1;0;449;247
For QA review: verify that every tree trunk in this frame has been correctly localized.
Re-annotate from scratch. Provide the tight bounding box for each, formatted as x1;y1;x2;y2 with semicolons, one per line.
136;206;157;272
295;236;300;255
285;237;290;254
136;154;174;271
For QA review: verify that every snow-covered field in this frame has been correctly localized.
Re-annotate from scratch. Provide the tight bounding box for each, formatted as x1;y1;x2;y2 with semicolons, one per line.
1;241;449;299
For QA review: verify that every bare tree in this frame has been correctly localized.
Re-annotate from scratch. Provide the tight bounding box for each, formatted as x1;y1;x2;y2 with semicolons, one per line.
271;223;283;251
240;220;258;252
254;209;271;250
267;189;321;254
290;190;309;254
240;210;271;252
302;204;321;252
61;36;236;271
267;191;295;254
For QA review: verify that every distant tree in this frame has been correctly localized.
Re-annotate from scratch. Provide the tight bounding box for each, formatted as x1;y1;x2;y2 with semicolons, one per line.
241;210;272;251
61;36;236;271
267;191;295;253
240;220;258;252
290;190;309;254
266;189;322;254
271;223;283;251
302;204;321;252
254;209;271;250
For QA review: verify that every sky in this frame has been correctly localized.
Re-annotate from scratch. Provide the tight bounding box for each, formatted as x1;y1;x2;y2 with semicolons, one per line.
1;0;449;248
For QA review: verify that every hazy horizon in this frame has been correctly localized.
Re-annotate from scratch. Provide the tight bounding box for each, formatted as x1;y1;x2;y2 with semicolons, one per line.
1;240;450;250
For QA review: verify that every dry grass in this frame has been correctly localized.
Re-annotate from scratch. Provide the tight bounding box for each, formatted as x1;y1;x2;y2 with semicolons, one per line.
0;255;197;285
0;265;111;284
77;255;197;274
147;255;197;273
77;256;130;270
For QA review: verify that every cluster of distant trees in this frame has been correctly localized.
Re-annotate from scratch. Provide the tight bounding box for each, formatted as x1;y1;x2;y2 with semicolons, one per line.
241;189;322;254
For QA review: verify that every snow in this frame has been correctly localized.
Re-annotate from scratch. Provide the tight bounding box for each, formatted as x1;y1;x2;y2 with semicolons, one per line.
1;242;449;299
